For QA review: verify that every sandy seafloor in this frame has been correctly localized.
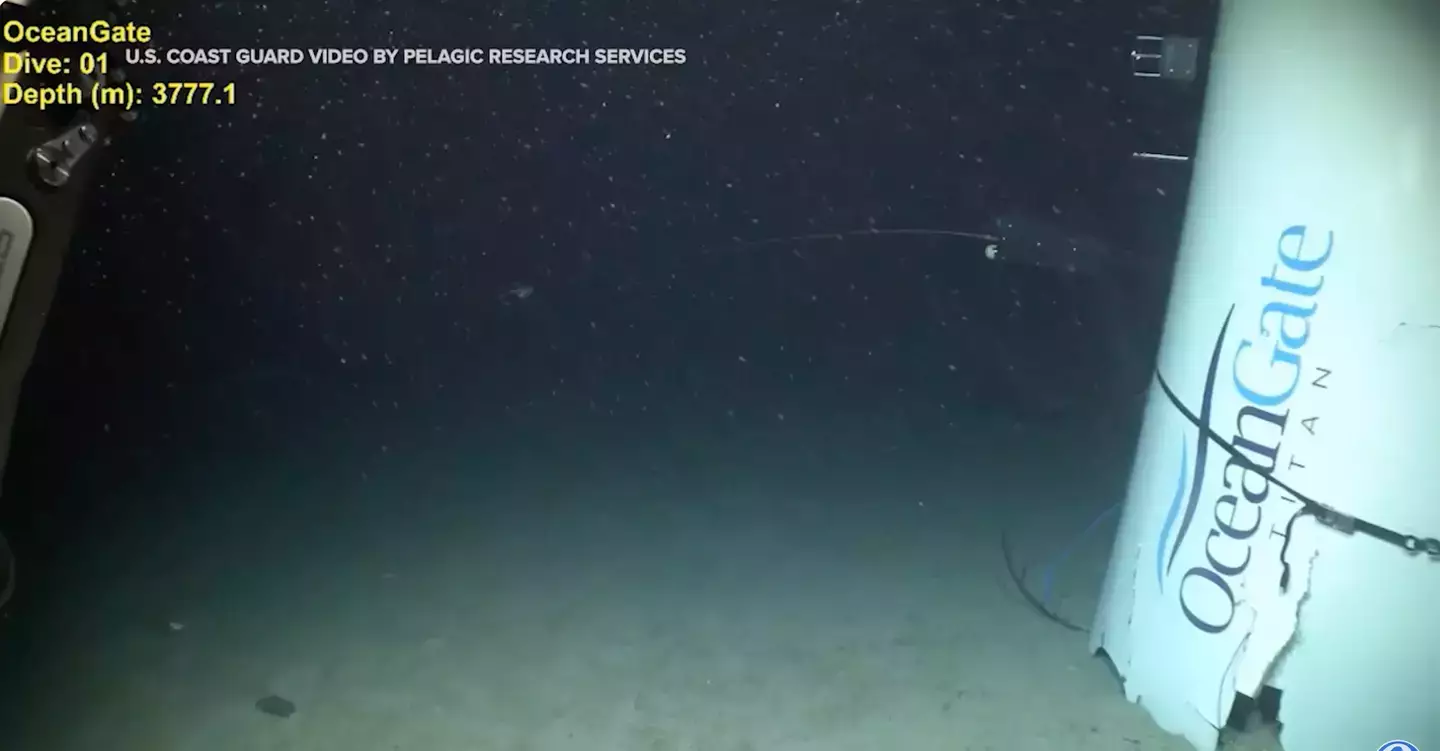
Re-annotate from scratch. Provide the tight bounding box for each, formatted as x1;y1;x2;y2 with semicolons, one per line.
0;414;1283;751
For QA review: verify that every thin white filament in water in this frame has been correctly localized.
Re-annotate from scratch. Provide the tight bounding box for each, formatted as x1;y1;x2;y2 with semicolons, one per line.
714;228;1002;253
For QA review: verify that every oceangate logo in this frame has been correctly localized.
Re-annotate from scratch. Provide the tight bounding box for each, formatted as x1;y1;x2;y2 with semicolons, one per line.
1153;224;1333;635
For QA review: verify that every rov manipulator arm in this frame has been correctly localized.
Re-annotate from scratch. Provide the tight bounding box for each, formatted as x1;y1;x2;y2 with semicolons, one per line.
0;0;136;611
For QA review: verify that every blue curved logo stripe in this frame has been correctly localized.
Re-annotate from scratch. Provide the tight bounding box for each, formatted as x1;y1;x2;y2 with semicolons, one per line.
1153;306;1235;590
1156;435;1190;592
